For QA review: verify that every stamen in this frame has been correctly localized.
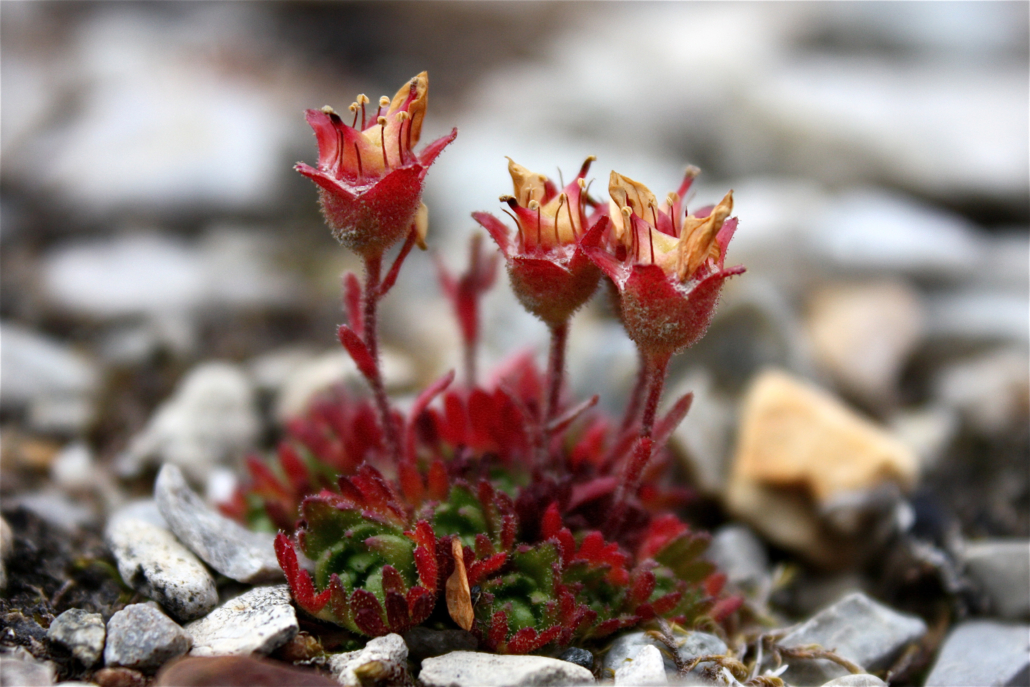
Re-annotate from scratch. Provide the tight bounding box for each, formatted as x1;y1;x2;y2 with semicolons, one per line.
622;206;635;258
667;193;681;237
554;193;566;245
529;199;542;247
379;95;390;108
649;203;659;264
354;142;363;179
565;192;578;237
348;103;359;128
501;208;523;246
321;105;337;115
356;94;369;129
378;116;389;169
396;111;410;162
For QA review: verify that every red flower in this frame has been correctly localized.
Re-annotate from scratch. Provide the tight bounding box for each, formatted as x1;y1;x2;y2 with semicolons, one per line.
473;157;608;327
586;168;744;355
295;72;457;258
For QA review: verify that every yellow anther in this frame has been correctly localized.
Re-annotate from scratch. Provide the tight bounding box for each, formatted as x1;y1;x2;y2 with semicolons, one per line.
348;103;359;112
379;96;390;108
356;94;370;105
621;206;633;217
528;200;541;210
377;116;387;127
499;194;515;203
396;111;411;121
578;178;587;190
320;105;336;115
667;192;679;206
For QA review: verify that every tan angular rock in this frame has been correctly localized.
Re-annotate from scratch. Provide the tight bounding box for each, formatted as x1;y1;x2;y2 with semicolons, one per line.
806;281;923;404
727;369;918;568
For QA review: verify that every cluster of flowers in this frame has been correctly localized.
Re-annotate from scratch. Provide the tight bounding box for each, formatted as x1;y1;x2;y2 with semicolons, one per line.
225;72;744;654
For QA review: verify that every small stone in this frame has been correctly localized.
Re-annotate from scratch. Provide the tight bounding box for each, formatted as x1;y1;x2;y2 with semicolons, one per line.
614;644;667;685
46;608;106;667
778;592;927;686
961;539;1030;620
558;647;594;672
328;633;408;687
819;675;888;687
401;626;478;660
155;464;281;583
92;667;147;687
50;442;96;492
805;281;923;404
603;630;727;678
155;655;338;686
0;515;12;592
185;585;297;657
0;648;56;686
933;347;1030;437
104;603;192;672
418;651;594;687
705;524;770;594
105;517;218;621
118;362;260;483
726;370;918;567
925;291;1029;345
10;489;97;531
924;620;1029;687
0;322;99;431
109;499;167;529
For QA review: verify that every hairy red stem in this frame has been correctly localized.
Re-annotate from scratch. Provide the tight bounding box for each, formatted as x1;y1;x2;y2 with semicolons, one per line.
361;253;401;463
605;350;671;538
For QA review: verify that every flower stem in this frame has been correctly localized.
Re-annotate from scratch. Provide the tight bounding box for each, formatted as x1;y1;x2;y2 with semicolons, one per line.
362;253;401;463
605;349;671;539
545;320;570;426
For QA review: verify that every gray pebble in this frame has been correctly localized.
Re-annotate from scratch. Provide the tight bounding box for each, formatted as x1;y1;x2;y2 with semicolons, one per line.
155;463;281;583
962;539;1030;620
419;651;594;687
603;630;727;678
46;609;105;667
778;592;926;686
924;620;1029;687
105;517;218;621
615;644;667;685
820;675;888;687
104;603;191;672
0;648;56;686
185;584;297;657
558;647;594;672
329;633;408;687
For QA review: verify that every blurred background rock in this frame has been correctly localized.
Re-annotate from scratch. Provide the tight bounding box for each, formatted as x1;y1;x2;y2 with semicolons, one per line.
1;0;1027;616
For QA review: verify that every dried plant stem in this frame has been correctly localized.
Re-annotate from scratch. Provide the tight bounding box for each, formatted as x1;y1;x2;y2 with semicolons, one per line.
362;253;401;462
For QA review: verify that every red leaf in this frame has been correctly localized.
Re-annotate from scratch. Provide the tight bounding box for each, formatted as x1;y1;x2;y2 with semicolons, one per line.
385;590;410;630
651;591;682;615
351;589;389;636
275;534;330;614
398;462;425;505
406;369;455;463
541;502;562;540
653;391;693;448
467;552;507;587
488;611;508;650
407;586;435;625
407;520;438;590
337;325;378;381
381;565;405;595
427;460;449;501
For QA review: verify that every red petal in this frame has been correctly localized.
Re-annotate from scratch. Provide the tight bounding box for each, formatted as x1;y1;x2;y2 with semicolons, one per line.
473;211;514;257
417;128;458;169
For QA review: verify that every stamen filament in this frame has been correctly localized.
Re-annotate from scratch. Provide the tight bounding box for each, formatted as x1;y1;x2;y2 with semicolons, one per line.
378;116;389;169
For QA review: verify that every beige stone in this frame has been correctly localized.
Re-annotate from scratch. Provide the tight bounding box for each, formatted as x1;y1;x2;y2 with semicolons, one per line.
727;370;918;568
806;281;923;404
732;369;917;503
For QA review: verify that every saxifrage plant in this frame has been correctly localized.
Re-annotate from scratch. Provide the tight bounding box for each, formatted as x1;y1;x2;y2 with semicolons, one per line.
222;71;744;654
